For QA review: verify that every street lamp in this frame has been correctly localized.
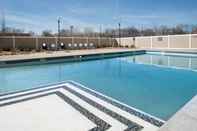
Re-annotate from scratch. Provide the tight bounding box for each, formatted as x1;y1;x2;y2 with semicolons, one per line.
1;10;6;33
70;25;74;37
118;22;121;46
99;25;102;37
57;17;61;50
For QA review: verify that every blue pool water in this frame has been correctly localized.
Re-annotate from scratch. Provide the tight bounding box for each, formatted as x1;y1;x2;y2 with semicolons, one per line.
1;53;197;120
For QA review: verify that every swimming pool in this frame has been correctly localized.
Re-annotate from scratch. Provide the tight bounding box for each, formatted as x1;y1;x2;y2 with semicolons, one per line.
0;51;197;120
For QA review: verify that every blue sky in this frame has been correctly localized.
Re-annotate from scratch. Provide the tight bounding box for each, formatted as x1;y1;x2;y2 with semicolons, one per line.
0;0;197;34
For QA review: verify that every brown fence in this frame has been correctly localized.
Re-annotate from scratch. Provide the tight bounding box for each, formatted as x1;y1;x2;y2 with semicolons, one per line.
118;34;197;49
0;36;118;51
0;37;13;50
1;34;197;51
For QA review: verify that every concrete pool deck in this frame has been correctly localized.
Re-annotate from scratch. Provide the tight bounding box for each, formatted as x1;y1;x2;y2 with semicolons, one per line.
1;48;197;62
0;82;162;131
158;95;197;131
0;48;142;62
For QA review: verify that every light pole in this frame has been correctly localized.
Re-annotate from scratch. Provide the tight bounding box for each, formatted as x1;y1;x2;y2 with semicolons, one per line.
118;22;121;47
99;25;102;37
1;10;6;33
57;17;61;50
70;25;74;37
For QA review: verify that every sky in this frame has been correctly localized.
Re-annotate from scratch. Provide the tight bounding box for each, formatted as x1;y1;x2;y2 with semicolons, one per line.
0;0;197;34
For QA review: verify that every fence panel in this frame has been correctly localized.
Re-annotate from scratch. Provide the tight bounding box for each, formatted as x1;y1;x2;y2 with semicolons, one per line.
169;35;189;48
0;37;13;50
111;38;118;47
37;37;56;49
135;37;151;49
100;38;110;47
191;34;197;48
117;37;135;47
73;37;87;44
152;36;168;48
59;37;72;46
88;38;99;47
15;37;36;50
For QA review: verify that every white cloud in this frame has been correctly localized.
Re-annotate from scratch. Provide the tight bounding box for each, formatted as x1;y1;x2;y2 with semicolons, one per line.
6;14;41;26
113;14;171;21
4;10;99;34
68;7;97;16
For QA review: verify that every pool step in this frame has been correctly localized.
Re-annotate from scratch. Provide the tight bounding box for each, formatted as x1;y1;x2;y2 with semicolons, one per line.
0;82;162;131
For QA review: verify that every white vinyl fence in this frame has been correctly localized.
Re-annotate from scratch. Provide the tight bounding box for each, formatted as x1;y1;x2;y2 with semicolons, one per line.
117;34;197;49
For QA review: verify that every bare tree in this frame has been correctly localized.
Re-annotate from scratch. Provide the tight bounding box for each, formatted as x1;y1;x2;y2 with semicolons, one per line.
28;31;35;36
60;29;71;36
104;28;114;37
42;30;53;36
2;27;24;33
171;25;187;34
84;27;95;37
192;25;197;34
153;26;172;35
126;27;140;37
141;28;155;36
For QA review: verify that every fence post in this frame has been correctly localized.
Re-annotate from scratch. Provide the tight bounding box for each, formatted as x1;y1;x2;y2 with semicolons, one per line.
189;34;192;49
112;38;114;47
35;36;38;50
168;35;170;49
150;36;153;49
99;37;101;47
86;37;89;44
72;37;74;44
109;37;111;47
55;36;58;50
12;36;16;50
